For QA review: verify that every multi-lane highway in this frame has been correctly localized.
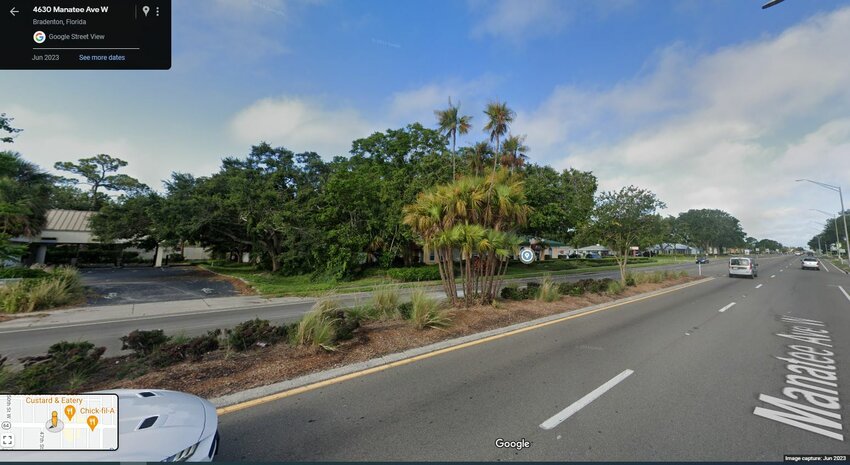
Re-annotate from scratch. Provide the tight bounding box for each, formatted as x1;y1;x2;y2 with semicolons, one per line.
0;259;716;362
216;256;850;461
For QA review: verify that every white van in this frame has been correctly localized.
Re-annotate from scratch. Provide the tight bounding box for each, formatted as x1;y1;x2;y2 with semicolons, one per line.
729;257;758;278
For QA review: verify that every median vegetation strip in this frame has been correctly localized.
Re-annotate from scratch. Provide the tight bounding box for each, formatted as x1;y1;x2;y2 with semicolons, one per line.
0;266;85;313
0;273;697;399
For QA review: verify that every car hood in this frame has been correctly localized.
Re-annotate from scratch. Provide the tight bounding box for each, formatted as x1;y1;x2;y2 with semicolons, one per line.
1;389;215;462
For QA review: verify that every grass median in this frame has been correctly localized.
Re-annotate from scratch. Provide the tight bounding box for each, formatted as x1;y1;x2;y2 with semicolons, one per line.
201;257;697;297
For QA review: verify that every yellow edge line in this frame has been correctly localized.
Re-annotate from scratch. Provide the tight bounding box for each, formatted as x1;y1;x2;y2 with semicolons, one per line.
217;277;714;415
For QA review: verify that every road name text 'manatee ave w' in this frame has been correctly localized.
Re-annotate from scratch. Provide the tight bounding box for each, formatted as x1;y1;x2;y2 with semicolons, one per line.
753;316;845;441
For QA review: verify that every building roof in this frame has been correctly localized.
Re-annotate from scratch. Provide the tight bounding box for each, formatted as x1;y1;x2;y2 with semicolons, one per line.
44;209;94;232
577;244;609;251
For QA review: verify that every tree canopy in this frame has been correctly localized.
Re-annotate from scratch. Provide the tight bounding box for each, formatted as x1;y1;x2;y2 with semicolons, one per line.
54;154;146;209
677;208;746;253
583;186;666;284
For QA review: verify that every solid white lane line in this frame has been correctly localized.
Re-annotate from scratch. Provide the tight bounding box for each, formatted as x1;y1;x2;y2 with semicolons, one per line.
822;262;830;272
755;284;763;289
718;302;737;313
540;369;634;430
839;286;850;304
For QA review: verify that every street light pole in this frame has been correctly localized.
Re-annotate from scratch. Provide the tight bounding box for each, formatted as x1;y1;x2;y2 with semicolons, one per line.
797;179;850;265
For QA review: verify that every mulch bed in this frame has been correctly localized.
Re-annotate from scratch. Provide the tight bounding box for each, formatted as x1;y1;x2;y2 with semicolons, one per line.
85;277;699;399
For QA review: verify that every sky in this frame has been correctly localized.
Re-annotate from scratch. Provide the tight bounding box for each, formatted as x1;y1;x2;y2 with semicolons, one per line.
2;0;850;247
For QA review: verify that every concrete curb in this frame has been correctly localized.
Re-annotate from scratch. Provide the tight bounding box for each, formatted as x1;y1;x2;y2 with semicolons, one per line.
211;277;714;409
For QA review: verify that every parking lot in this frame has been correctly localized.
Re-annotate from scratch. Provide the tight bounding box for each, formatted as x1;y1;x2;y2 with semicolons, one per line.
80;266;240;306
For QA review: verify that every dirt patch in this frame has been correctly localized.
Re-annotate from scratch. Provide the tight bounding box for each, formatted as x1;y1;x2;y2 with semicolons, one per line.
86;277;700;399
205;271;256;296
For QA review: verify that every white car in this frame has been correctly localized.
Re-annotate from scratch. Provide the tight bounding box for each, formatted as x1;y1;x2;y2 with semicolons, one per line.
801;257;820;270
0;389;219;462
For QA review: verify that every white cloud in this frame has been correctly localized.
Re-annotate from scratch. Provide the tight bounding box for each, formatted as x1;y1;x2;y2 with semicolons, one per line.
468;0;635;44
387;76;500;128
229;96;374;157
527;6;850;246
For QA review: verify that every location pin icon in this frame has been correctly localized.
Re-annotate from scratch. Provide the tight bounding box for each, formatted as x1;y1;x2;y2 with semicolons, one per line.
142;5;150;16
64;405;76;421
87;416;98;431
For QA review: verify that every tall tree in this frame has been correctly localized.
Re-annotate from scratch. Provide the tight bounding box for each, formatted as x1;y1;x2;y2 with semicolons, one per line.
500;134;529;173
582;186;666;285
90;190;162;251
677;209;746;254
463;141;493;177
521;165;597;244
483;101;515;171
54;154;146;209
434;98;472;179
0;113;23;144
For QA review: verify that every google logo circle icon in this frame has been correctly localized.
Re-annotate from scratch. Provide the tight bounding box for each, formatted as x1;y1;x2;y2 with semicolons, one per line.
33;31;46;44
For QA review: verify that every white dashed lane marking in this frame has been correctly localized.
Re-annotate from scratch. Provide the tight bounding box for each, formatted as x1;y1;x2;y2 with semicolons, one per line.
719;302;737;313
540;369;634;430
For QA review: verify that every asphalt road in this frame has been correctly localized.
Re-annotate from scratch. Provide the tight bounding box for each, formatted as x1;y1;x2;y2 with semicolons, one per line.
0;259;717;362
216;256;850;461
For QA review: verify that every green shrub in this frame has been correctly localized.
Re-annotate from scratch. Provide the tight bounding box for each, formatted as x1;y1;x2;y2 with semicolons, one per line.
536;276;560;302
607;280;624;295
386;266;441;282
557;281;584;296
0;266;84;313
501;285;530;300
296;300;339;350
633;272;650;285
650;271;664;283
0;268;48;279
409;288;450;330
371;285;400;319
11;341;106;393
329;309;361;342
226;319;287;352
120;329;169;356
344;305;372;322
397;301;413;319
679;270;689;278
624;273;636;287
150;330;222;367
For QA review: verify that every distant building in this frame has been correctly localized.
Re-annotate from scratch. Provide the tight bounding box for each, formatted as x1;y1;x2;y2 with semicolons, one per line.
11;209;211;266
576;244;611;257
648;243;703;255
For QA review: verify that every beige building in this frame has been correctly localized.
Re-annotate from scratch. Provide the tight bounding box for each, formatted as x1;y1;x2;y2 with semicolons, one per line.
11;209;211;265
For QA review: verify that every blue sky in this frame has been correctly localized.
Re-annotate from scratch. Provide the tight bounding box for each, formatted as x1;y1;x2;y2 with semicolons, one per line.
2;0;850;247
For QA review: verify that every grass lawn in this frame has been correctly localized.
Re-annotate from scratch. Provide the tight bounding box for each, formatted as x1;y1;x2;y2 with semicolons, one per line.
202;256;696;297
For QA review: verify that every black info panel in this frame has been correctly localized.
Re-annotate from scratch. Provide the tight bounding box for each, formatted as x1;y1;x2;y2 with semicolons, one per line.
1;1;171;69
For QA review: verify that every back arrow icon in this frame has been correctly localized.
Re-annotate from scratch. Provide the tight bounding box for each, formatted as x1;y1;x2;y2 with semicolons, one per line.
10;7;19;16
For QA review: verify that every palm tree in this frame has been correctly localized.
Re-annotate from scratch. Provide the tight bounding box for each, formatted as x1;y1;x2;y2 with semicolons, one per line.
403;173;530;306
435;98;472;179
465;142;492;176
0;152;52;237
500;134;529;173
483;101;515;171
